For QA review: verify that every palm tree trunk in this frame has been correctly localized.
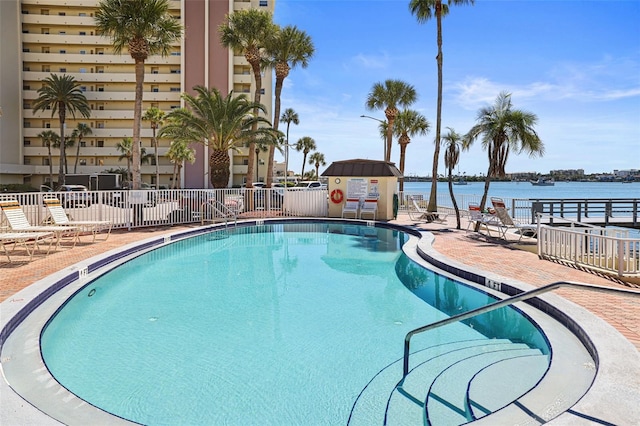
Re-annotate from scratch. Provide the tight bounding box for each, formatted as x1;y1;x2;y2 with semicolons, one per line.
399;142;408;192
246;60;263;189
267;77;284;188
301;153;307;178
474;172;492;232
447;167;461;229
428;2;444;213
74;139;80;174
153;128;159;189
172;162;178;189
57;107;66;187
132;59;144;189
48;145;53;186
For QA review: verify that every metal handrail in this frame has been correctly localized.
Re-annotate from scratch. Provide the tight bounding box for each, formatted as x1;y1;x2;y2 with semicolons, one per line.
403;280;640;377
200;199;237;226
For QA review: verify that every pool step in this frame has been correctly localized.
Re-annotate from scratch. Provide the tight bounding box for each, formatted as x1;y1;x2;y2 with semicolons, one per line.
424;348;546;425
348;339;546;426
466;353;550;420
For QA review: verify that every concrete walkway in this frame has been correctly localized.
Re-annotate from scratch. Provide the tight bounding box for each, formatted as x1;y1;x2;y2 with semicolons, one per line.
1;216;638;350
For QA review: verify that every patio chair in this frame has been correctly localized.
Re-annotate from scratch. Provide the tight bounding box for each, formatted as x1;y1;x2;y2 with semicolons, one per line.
490;197;538;241
359;198;378;220
0;200;79;249
466;203;501;236
342;198;360;218
0;231;55;262
43;198;112;242
408;197;447;223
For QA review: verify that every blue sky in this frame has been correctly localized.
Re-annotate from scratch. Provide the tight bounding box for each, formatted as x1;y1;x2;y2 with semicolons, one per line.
271;0;640;177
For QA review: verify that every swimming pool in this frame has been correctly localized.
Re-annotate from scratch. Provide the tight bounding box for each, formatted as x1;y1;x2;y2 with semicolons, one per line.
36;222;550;425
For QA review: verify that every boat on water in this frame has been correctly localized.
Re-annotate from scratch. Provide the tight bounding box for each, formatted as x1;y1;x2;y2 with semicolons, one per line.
453;177;468;185
530;178;555;186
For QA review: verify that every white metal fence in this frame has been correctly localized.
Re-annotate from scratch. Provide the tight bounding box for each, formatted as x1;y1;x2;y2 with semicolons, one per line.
537;214;640;278
0;188;328;230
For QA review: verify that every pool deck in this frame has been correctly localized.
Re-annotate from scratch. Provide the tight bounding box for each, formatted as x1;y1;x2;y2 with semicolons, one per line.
1;215;638;352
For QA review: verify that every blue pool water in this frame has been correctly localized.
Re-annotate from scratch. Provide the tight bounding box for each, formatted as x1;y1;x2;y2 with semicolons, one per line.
41;223;548;425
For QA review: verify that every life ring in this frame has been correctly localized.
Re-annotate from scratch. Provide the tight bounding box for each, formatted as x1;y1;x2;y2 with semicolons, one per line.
330;189;344;204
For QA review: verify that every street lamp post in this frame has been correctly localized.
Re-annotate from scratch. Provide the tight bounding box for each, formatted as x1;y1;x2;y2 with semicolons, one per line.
360;115;387;161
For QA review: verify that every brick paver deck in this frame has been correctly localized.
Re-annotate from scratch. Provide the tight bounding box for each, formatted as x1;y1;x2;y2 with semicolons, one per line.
1;217;638;351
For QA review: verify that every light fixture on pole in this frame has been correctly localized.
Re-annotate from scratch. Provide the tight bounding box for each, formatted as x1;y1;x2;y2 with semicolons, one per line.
360;115;387;161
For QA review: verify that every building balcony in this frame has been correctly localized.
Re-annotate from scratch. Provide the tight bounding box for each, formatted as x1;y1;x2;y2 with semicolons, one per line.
232;164;248;175
21;14;97;27
23;127;158;139
23;88;181;102
21;52;180;67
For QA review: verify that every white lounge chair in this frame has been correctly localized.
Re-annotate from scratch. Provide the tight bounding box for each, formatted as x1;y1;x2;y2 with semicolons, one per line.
0;232;54;262
490;197;538;241
359;198;378;220
0;200;79;249
408;197;447;223
342;198;360;218
466;203;501;236
43;198;112;242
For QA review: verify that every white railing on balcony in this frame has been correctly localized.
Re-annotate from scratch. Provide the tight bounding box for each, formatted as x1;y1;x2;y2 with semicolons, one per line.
537;214;640;277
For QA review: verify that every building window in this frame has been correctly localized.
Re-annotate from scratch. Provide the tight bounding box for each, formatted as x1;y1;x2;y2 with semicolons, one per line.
42;28;50;34
170;52;180;56
259;0;268;6
42;47;50;53
96;48;104;55
59;31;66;35
79;31;86;36
96;121;105;129
79;159;87;165
24;121;31;128
80;50;86;55
23;103;30;109
170;69;180;74
42;65;50;72
151;86;159;92
80;141;87;147
96;66;104;73
58;12;66;16
42;158;49;165
97;85;104;92
41;9;49;15
44;122;51;128
79;12;86;17
23;48;30;52
24;139;31;146
260;88;265;95
59;50;66;54
97;140;104;147
25;158;31;165
170;87;180;92
60;68;66;72
151;67;159;74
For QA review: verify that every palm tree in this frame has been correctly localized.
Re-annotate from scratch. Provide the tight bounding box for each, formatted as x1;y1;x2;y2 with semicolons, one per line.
410;0;475;212
295;136;316;178
95;0;182;190
32;73;90;187
465;92;543;229
116;137;134;182
442;127;466;229
143;106;165;187
308;152;326;179
167;139;195;189
72;123;92;174
280;108;299;183
219;8;277;188
365;79;417;163
160;86;277;188
393;109;430;192
264;25;315;187
38;130;59;186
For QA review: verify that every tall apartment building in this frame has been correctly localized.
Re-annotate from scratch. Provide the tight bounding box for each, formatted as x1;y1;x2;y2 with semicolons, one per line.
0;0;274;189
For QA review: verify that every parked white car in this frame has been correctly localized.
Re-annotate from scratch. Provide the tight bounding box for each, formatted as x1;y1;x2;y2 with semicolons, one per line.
292;181;324;190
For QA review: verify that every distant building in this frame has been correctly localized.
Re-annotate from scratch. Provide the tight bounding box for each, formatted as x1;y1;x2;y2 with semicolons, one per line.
0;0;275;189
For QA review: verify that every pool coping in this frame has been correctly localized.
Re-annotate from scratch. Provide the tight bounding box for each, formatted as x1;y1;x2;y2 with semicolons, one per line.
1;218;639;425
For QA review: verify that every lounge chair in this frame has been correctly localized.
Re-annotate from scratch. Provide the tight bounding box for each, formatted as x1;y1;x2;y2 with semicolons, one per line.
408;197;447;223
490;197;538;241
43;198;112;242
0;231;54;262
342;198;360;218
466;203;501;236
359;198;378;220
0;200;79;249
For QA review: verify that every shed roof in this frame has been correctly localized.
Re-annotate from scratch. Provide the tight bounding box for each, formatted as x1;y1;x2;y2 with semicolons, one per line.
321;159;403;177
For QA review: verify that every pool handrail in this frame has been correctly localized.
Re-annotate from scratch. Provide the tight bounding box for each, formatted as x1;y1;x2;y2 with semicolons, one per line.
403;280;640;377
